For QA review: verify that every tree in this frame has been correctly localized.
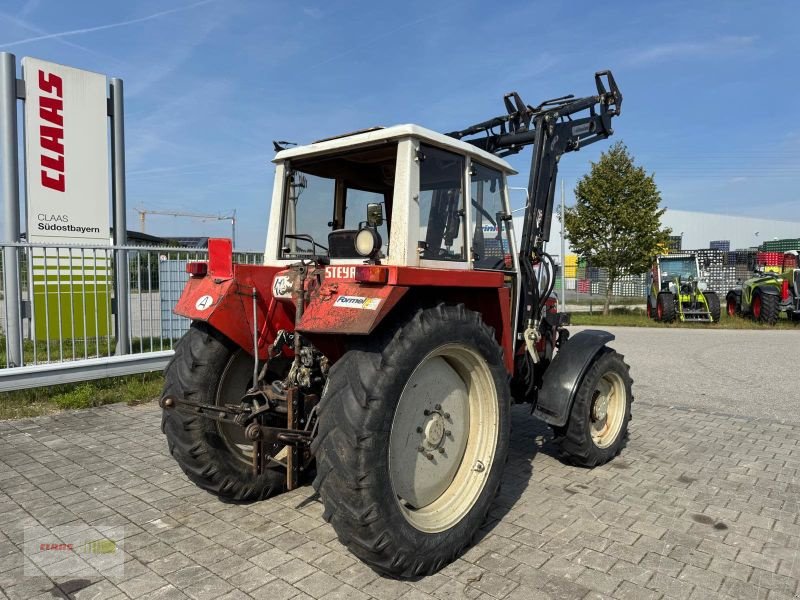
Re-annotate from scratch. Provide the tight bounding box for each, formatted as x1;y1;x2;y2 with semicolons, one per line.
564;142;671;315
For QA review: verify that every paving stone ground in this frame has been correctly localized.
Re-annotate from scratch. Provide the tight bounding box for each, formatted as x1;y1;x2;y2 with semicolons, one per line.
0;396;799;599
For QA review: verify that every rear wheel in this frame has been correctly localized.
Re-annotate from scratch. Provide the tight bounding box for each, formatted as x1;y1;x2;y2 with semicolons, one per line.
753;290;779;325
559;349;633;467
657;292;675;322
312;304;510;577
705;292;721;323
161;323;287;501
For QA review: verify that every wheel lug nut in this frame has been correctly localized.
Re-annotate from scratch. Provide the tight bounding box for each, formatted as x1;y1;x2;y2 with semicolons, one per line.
445;430;452;437
424;452;434;460
443;412;450;419
438;447;445;454
416;427;423;433
434;404;442;410
423;409;431;416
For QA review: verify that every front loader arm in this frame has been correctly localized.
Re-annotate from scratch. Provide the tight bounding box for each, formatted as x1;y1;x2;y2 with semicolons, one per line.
448;71;622;332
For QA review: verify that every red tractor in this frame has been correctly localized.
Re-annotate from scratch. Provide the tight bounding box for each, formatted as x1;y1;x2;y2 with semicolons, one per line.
161;72;631;577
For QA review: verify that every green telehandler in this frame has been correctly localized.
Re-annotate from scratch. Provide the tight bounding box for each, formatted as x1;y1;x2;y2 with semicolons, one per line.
726;251;800;324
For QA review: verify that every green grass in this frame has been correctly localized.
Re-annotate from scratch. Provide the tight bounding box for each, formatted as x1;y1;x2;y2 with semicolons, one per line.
570;307;797;329
567;297;645;306
0;372;164;420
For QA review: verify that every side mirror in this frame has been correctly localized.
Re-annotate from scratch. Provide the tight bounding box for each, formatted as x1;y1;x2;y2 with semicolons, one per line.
367;203;384;227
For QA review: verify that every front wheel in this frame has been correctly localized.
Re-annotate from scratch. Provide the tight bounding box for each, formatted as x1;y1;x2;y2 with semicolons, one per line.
559;349;633;467
312;304;510;577
726;293;739;318
705;292;721;323
753;290;779;324
657;292;675;322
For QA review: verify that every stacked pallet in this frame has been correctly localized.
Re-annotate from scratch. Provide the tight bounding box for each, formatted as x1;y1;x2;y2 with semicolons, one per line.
612;274;648;296
760;238;800;252
757;251;784;266
710;240;731;252
563;254;578;278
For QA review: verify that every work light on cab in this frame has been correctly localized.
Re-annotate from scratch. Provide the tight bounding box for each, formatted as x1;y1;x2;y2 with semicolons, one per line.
355;227;381;258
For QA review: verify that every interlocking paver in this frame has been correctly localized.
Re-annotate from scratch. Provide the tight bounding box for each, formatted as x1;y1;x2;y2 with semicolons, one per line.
0;399;798;599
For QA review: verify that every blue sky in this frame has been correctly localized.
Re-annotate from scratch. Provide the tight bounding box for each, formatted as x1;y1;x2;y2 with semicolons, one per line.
1;0;798;248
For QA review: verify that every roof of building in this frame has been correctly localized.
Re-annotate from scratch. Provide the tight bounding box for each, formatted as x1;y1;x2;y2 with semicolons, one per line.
273;124;517;174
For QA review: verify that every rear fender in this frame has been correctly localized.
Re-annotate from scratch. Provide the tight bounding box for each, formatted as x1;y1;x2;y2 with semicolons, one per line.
173;264;294;359
533;329;615;427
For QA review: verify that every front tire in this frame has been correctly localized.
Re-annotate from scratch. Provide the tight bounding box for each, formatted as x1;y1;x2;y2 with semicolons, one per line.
161;323;287;501
312;304;510;577
657;292;675;322
753;290;779;325
705;292;721;323
559;349;633;467
726;293;739;317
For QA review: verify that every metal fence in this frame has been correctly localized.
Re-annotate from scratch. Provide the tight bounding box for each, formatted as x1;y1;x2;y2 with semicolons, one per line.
0;241;263;391
554;248;756;310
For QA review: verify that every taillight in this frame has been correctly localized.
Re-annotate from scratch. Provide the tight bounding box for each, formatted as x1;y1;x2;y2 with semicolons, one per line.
355;265;388;284
782;279;790;301
186;262;208;277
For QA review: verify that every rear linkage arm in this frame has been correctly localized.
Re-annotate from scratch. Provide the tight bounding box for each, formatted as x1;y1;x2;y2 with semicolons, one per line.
162;258;327;488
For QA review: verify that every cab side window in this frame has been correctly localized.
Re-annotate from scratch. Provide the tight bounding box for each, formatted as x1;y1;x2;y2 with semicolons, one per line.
470;162;512;270
418;145;466;261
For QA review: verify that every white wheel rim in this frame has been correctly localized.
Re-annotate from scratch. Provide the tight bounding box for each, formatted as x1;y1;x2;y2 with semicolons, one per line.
388;344;499;533
590;371;626;449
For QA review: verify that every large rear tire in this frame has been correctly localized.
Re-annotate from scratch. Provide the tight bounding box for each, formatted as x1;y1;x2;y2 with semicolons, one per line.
161;323;287;501
559;349;633;467
312;304;510;577
705;292;721;323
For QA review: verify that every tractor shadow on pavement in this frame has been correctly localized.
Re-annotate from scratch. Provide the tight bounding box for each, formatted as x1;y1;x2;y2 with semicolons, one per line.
473;405;561;545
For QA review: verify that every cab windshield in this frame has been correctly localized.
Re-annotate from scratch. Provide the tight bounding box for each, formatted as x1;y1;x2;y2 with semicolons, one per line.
280;144;396;259
660;257;698;280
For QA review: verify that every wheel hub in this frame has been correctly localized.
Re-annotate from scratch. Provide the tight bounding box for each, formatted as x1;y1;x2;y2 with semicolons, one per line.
422;413;446;449
591;390;609;421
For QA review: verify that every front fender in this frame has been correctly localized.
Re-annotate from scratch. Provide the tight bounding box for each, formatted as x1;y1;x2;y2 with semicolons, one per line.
533;329;615;427
756;284;780;297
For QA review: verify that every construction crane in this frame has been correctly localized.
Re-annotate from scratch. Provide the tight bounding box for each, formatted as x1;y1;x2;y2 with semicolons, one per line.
135;208;237;248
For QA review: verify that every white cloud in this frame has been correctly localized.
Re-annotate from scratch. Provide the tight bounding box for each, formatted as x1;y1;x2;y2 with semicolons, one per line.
0;0;220;48
626;35;757;66
303;7;323;19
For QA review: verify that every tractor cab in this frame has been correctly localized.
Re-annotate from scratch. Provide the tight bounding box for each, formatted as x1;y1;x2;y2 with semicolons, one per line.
264;125;519;276
653;254;707;295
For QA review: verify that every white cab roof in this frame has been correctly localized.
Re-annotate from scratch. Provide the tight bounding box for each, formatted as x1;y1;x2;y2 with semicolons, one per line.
273;124;517;174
